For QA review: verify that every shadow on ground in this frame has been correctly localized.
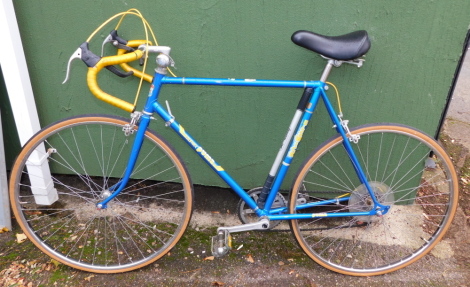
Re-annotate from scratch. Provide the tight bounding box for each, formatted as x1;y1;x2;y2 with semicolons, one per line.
1;131;469;287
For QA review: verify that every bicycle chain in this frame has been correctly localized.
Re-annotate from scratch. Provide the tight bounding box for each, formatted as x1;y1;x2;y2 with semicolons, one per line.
240;189;355;232
256;221;367;232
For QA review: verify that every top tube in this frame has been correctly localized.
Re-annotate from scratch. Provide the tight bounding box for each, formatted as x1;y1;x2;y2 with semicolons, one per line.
161;77;323;89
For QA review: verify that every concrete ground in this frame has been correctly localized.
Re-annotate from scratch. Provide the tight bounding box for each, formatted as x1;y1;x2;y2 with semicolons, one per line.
443;45;470;149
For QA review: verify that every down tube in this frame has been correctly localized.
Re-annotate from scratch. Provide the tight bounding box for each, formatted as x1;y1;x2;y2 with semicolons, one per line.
151;102;262;215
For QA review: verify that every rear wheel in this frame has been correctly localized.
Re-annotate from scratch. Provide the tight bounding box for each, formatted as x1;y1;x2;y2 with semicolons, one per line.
9;115;193;273
289;124;458;276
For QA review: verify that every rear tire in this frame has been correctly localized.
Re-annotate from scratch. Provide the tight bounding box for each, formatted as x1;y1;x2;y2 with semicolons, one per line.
289;124;458;276
9;115;193;273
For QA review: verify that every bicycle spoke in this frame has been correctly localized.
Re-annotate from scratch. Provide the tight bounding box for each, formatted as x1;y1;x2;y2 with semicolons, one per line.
10;116;193;272
290;124;457;276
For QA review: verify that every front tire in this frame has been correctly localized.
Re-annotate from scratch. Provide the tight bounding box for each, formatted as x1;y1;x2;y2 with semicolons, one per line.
9;115;194;273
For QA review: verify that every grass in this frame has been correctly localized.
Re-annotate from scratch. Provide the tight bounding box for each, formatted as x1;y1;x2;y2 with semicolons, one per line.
0;132;468;286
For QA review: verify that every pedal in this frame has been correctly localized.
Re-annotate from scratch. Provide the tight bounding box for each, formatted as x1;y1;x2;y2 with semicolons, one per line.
210;218;269;257
211;229;232;257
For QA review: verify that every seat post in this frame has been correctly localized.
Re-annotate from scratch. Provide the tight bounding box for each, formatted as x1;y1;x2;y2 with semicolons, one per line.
320;59;335;82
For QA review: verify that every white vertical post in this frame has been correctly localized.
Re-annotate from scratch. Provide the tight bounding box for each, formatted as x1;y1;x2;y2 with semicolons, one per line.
0;0;58;205
0;110;11;230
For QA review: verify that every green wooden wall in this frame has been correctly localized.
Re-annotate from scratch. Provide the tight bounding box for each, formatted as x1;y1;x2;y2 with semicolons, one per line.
2;0;469;189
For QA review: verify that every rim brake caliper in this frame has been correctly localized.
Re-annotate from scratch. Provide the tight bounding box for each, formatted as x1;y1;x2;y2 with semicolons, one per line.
123;112;142;136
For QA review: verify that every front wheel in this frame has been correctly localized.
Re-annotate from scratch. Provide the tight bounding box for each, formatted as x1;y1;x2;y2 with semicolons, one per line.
289;124;458;276
9;115;194;273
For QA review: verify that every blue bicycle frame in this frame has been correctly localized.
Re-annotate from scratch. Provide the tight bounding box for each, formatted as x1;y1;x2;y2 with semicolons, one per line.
98;72;389;220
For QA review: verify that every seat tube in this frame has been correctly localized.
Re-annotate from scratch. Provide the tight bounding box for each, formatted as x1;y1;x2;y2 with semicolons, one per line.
264;87;322;210
256;88;313;209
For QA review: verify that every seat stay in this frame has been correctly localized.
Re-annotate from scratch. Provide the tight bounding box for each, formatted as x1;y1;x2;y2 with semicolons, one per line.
320;88;389;213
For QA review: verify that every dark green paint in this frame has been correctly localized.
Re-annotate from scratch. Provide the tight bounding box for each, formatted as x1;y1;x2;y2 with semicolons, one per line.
3;0;469;188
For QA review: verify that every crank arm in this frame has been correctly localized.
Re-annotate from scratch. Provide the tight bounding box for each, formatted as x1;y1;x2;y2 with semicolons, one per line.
217;218;270;233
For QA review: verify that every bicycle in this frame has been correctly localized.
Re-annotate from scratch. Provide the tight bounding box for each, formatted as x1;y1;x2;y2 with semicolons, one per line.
9;10;458;276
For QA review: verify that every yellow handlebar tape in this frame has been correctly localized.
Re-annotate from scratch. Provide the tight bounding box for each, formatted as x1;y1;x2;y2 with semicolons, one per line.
118;40;153;83
87;50;144;112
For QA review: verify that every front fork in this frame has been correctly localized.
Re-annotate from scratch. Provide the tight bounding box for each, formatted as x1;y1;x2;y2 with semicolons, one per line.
96;113;151;209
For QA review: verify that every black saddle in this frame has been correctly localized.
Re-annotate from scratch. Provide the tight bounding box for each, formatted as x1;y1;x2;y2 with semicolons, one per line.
291;30;371;61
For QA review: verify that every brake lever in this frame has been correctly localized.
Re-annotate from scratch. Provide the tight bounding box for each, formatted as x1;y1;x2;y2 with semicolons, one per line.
63;41;135;84
105;65;134;78
101;30;129;56
101;34;113;57
63;42;101;84
62;46;82;84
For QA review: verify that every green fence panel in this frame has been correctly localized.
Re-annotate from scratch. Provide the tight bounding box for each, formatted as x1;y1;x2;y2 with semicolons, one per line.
3;0;469;189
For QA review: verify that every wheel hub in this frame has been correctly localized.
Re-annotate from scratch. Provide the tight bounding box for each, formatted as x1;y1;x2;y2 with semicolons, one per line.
348;181;394;222
100;190;112;199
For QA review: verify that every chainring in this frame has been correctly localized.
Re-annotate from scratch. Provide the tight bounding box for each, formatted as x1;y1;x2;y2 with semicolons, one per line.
236;187;286;229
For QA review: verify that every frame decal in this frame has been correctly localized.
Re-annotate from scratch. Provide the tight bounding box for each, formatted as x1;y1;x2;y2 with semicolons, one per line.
287;119;309;157
178;125;224;171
